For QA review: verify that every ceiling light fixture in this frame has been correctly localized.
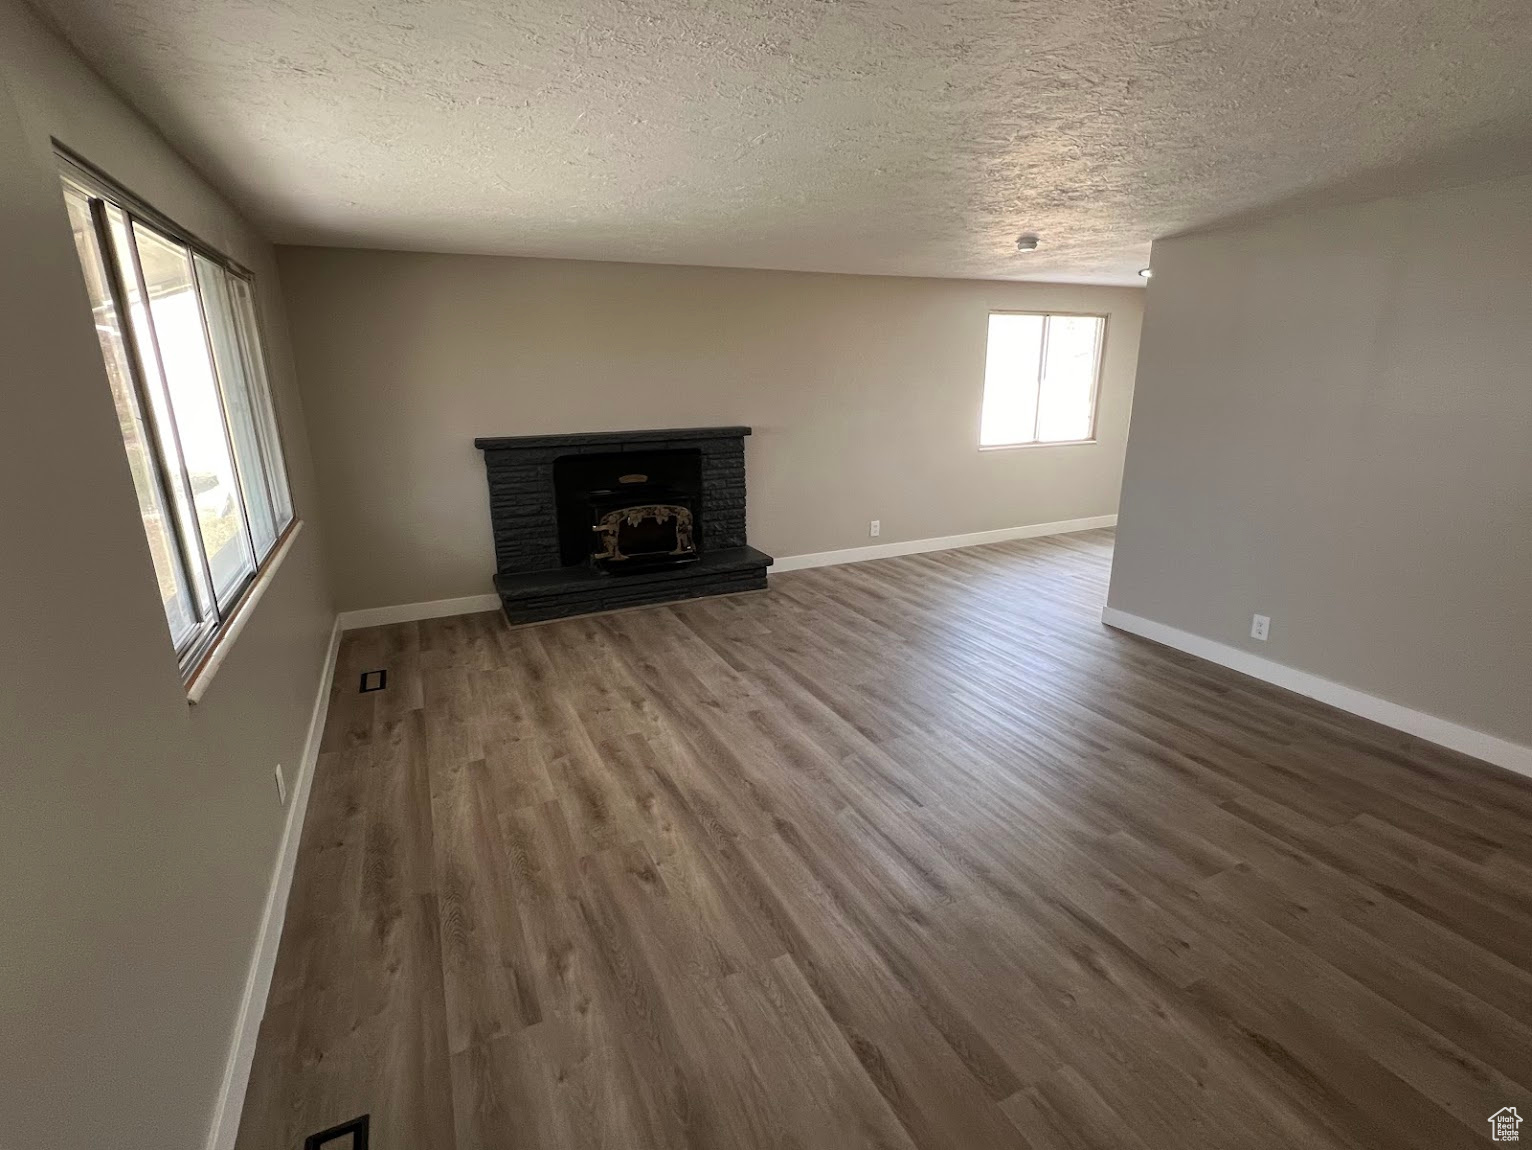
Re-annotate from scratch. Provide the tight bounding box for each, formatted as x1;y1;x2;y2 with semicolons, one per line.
1015;234;1040;252
1138;267;1153;278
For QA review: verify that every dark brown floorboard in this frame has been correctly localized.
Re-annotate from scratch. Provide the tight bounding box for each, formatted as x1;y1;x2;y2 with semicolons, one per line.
237;530;1532;1149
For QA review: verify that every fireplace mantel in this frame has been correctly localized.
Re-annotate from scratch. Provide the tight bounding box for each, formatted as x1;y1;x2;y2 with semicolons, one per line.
473;425;752;451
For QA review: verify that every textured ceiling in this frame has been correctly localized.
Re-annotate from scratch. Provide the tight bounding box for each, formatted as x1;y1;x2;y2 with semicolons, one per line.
31;0;1532;283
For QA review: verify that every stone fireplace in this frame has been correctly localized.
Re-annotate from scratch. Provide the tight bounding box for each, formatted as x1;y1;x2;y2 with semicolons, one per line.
474;426;772;623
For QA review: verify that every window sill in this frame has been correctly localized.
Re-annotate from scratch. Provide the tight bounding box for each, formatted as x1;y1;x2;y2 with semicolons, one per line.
185;519;303;706
979;438;1099;452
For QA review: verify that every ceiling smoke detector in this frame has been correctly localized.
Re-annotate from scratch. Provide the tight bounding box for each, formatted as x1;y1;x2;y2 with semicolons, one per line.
1015;234;1040;252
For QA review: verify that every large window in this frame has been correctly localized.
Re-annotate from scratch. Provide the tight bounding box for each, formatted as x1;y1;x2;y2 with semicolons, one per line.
979;312;1106;447
60;155;293;680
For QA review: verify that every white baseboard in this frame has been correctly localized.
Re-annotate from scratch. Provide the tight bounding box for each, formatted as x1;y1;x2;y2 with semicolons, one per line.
337;592;501;631
206;614;344;1150
770;514;1118;574
330;518;1118;631
1101;607;1532;779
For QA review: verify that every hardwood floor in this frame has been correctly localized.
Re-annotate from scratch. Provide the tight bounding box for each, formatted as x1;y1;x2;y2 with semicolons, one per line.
237;529;1532;1149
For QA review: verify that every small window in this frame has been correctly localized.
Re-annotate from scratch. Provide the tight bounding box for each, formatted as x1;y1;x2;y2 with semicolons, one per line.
980;312;1105;447
60;154;294;681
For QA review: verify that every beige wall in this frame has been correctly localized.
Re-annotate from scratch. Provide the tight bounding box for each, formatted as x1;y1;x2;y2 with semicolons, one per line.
0;2;335;1147
277;247;1143;610
1109;173;1532;747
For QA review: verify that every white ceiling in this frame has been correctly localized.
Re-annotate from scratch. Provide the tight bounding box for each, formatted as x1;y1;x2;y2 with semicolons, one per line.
32;0;1532;284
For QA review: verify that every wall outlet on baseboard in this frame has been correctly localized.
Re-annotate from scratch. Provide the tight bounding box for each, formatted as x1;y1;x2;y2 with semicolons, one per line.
869;519;881;538
274;763;287;806
1250;614;1271;642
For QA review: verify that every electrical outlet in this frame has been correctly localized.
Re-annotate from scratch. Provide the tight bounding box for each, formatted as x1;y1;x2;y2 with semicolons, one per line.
1250;614;1271;642
870;519;881;538
274;763;288;806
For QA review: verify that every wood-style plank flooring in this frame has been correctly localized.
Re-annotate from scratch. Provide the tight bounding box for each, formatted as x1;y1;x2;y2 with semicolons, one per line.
237;530;1532;1149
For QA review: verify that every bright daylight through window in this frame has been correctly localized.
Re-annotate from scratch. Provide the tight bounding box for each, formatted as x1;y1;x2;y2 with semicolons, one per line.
60;156;293;680
979;312;1105;447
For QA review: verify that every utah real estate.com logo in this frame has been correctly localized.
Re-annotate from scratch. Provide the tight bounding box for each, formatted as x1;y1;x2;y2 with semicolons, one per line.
1490;1107;1523;1142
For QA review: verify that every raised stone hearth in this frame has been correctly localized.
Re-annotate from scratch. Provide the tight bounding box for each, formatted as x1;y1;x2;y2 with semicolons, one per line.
474;426;772;623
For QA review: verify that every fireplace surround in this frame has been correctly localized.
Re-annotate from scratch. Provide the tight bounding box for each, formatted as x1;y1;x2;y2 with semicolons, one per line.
474;426;772;623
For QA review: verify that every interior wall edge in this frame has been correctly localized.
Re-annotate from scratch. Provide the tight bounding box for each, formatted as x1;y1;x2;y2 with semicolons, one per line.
769;514;1118;573
331;516;1119;629
337;594;504;631
204;614;343;1150
1101;607;1532;779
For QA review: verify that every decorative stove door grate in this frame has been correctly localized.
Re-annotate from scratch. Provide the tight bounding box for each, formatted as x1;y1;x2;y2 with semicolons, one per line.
591;503;697;569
